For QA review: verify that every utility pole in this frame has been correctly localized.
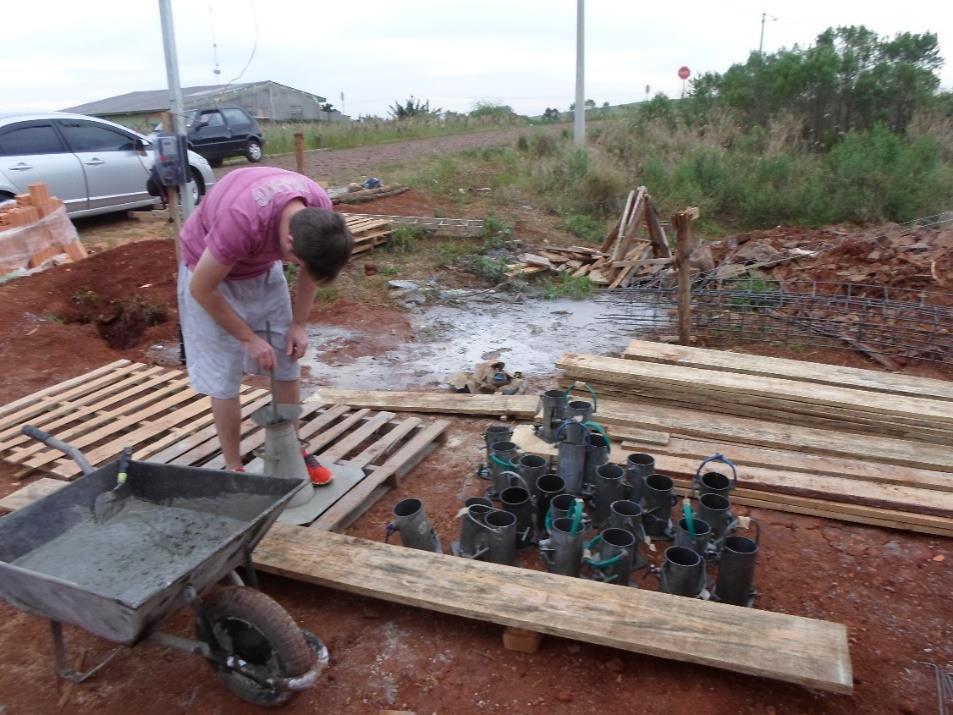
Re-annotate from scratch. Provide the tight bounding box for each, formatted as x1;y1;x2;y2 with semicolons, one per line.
758;12;776;55
574;0;585;146
158;0;195;220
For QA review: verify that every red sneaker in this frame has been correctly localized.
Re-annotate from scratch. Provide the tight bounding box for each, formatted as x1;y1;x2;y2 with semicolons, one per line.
303;449;334;485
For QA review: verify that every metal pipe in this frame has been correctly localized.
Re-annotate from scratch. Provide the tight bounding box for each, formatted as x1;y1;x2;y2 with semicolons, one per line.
488;441;519;498
517;454;550;499
542;516;585;577
608;499;646;545
453;498;494;559
557;441;587;495
674;517;712;557
538;390;568;443
535;473;566;538
582;433;610;498
698;493;736;542
590;528;636;586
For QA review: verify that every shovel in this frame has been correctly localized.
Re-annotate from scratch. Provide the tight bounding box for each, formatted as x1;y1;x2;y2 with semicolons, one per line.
93;447;133;522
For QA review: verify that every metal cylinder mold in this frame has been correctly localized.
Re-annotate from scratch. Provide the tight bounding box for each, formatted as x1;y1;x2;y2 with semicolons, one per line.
591;527;637;586
538;389;568;443
455;498;494;559
488;440;519;494
582;433;611;498
562;400;594;444
544;516;585;577
388;498;442;553
674;516;713;557
535;474;566;538
698;493;735;542
484;424;513;463
714;535;759;607
518;454;550;498
500;486;536;549
625;453;655;503
608;499;646;544
640;474;677;538
548;493;578;525
660;546;706;598
592;463;625;528
695;470;735;500
483;509;518;566
557;440;587;495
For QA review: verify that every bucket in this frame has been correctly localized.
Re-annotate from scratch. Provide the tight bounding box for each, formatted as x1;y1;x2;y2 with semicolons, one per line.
660;546;706;598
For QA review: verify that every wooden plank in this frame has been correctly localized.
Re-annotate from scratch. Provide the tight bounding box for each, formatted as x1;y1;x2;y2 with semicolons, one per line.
253;524;852;693
602;189;635;253
317;390;539;418
559;353;953;427
0;361;137;430
320;411;396;463
618;435;953;492
312;420;449;531
592;398;953;473
623;340;953;403
349;417;423;468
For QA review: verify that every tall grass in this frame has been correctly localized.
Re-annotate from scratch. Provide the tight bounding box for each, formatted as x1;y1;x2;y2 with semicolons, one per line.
262;114;527;153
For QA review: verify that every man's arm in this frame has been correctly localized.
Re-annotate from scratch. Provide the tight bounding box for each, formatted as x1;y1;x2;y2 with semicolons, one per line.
287;267;317;360
190;249;277;370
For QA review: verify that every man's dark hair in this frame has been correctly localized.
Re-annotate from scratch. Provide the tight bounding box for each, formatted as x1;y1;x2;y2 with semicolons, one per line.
289;208;354;283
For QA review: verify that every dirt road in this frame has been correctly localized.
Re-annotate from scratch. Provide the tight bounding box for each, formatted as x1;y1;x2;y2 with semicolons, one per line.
216;124;564;183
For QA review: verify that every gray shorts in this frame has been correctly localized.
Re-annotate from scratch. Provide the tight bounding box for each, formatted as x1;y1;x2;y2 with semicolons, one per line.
177;262;300;399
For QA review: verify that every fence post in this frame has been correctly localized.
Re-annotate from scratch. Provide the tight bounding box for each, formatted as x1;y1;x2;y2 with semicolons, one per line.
672;208;699;346
294;132;305;175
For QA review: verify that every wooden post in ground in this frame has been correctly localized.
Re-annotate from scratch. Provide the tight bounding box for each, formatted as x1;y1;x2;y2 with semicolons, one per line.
294;132;305;175
672;208;699;346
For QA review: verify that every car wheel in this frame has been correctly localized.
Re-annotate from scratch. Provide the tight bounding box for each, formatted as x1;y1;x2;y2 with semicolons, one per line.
179;168;204;213
245;139;263;163
208;157;224;168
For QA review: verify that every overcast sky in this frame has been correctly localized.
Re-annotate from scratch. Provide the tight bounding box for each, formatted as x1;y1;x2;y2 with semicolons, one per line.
2;0;951;118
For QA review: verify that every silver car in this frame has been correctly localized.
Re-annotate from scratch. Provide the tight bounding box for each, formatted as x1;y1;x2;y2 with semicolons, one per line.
0;112;216;217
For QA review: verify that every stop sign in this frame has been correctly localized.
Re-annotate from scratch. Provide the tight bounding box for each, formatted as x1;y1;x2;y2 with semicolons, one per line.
678;66;691;80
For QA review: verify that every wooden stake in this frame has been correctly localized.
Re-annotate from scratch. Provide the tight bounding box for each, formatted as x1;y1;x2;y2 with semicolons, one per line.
672;209;698;346
294;132;305;175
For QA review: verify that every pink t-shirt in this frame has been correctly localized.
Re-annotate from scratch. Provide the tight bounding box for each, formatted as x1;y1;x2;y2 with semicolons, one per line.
180;166;332;280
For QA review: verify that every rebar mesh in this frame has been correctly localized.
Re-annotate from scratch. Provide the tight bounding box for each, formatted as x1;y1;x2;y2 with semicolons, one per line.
596;280;953;365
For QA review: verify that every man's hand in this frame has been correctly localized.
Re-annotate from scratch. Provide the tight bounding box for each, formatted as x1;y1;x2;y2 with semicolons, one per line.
286;324;309;361
243;334;277;372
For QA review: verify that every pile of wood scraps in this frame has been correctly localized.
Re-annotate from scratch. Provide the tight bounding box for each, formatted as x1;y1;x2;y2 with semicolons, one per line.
0;182;86;272
342;213;485;237
504;186;675;289
558;340;953;537
344;215;393;256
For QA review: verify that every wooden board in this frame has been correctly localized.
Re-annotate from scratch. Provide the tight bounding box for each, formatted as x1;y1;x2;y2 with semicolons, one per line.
0;481;853;692
590;398;953;473
0;477;64;512
252;525;852;693
558;353;953;428
623;340;953;403
316;390;539;418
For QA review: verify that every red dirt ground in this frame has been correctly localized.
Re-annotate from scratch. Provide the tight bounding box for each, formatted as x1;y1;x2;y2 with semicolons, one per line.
0;230;951;713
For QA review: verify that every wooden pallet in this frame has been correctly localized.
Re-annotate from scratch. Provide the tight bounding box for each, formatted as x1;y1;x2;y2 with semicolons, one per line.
344;215;393;256
0;363;448;529
343;214;485;237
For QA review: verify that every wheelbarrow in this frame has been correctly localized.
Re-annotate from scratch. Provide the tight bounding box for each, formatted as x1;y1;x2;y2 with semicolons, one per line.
0;426;327;707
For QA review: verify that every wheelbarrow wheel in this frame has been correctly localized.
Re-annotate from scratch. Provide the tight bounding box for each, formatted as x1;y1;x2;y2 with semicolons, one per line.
198;586;314;706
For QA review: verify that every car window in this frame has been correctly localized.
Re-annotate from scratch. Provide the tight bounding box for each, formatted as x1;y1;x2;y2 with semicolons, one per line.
58;121;136;152
198;111;224;127
222;108;250;128
0;124;66;156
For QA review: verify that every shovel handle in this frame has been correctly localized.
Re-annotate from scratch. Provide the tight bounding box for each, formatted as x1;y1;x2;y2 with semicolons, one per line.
21;425;95;476
116;447;132;485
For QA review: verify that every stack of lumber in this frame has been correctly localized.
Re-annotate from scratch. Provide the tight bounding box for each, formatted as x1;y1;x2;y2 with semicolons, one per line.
0;183;86;270
558;340;953;537
343;215;393;256
503;186;674;289
342;213;485;237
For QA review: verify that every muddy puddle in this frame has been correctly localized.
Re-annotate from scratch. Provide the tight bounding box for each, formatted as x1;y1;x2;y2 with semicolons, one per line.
302;296;660;390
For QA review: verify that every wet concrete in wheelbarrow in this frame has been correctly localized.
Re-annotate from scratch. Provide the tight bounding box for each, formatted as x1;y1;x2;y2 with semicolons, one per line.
301;296;647;391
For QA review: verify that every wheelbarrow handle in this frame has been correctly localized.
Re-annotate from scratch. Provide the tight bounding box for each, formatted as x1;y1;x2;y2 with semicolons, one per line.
20;425;95;476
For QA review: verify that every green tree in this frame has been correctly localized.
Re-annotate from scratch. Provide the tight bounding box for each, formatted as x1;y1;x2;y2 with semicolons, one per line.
388;96;442;120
